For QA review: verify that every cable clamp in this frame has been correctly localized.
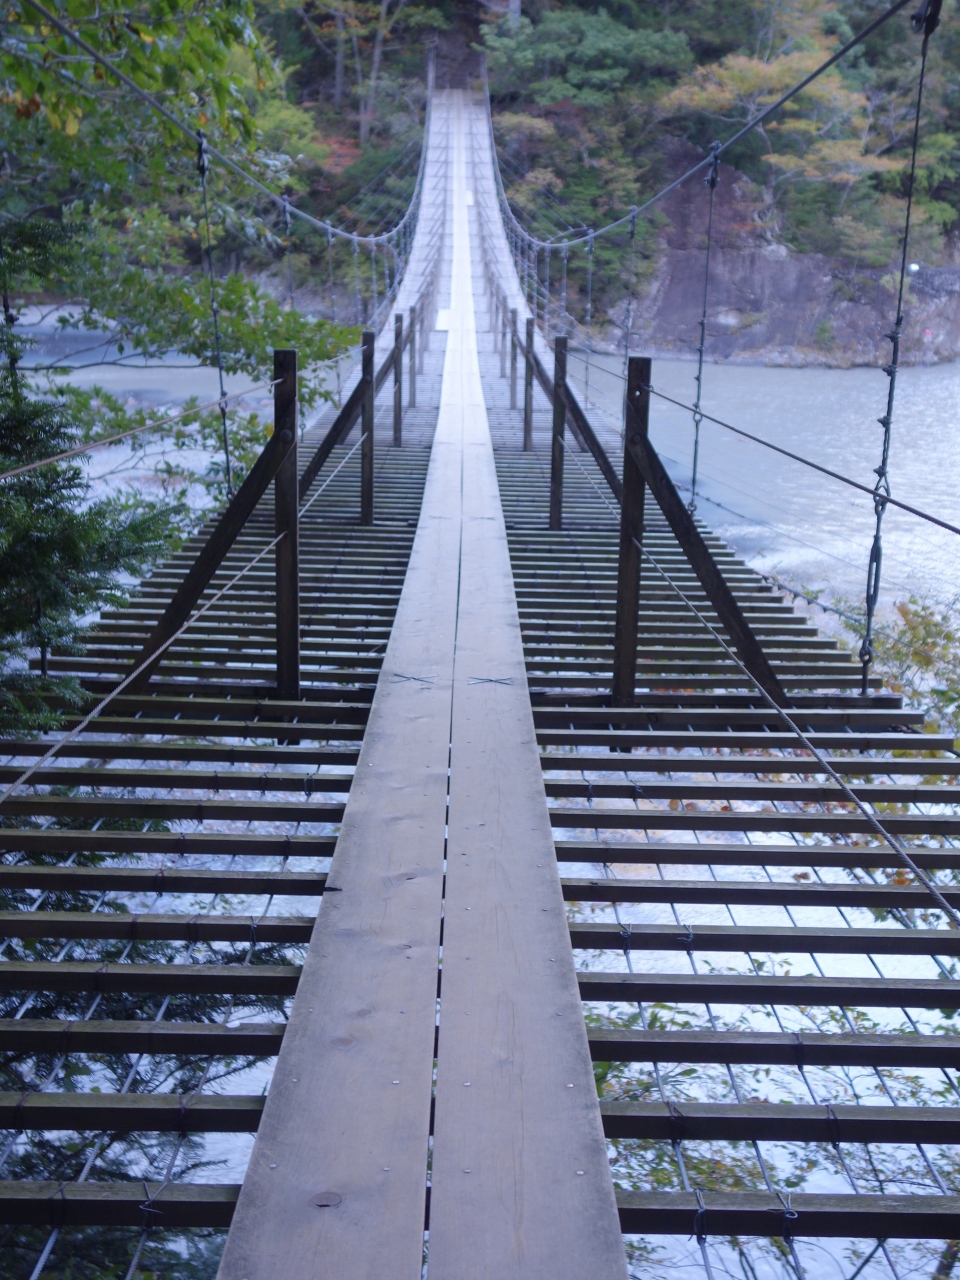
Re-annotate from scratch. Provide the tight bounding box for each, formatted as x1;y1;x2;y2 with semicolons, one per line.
912;0;942;35
195;130;209;179
692;1188;707;1243
619;922;632;959
792;1030;805;1068
705;141;721;189
667;1099;686;1140
776;1190;798;1239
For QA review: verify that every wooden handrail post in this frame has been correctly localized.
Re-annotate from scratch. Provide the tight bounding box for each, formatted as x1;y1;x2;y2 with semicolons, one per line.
612;356;648;706
499;300;507;377
361;330;375;524
420;285;428;363
274;348;299;703
549;335;567;531
393;313;403;447
510;308;518;410
409;305;417;408
523;317;534;452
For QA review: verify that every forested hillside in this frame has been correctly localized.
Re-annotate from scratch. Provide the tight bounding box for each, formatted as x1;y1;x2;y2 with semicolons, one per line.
266;0;960;362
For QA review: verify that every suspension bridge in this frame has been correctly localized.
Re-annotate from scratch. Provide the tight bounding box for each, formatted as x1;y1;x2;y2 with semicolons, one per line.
4;5;960;1274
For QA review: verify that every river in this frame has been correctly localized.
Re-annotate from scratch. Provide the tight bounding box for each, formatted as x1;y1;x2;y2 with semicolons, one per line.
566;351;960;626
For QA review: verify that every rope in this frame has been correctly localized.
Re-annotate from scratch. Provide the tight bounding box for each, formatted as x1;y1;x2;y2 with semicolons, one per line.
689;142;721;515
556;431;960;929
196;132;232;496
859;8;938;692
636;536;960;929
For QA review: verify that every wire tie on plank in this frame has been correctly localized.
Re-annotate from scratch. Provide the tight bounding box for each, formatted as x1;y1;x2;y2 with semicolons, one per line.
777;1190;798;1239
50;1179;68;1228
792;1030;805;1068
619;922;632;959
692;1187;707;1243
667;1098;686;1141
825;1101;842;1147
676;924;695;948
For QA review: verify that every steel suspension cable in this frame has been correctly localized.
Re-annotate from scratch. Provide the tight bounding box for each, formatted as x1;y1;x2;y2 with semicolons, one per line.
557;432;960;930
859;0;940;693
642;383;960;537
196;132;233;496
689;143;721;515
482;0;917;254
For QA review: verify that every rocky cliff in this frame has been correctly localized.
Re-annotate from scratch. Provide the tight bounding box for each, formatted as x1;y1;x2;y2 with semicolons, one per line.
626;144;960;368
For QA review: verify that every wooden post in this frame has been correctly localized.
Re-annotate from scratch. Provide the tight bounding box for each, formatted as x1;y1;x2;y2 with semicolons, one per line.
361;330;374;524
549;336;567;531
420;287;428;365
523;317;534;452
612;357;648;706
409;305;417;408
510;308;518;410
393;313;403;447
500;301;507;377
274;348;299;703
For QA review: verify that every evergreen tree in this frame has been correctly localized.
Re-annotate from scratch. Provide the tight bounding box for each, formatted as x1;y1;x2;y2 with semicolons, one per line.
0;218;176;734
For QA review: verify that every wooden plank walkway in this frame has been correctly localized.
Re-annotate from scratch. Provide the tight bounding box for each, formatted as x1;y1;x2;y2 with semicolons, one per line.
5;84;960;1280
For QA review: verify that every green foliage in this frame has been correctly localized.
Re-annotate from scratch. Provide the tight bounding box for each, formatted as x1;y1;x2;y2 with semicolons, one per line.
0;225;184;730
483;11;691;108
839;594;960;739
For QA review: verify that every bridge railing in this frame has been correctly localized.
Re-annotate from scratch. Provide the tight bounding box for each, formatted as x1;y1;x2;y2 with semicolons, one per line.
476;202;786;705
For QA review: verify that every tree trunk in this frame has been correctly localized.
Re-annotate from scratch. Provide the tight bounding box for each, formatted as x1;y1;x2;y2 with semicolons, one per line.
334;10;345;106
508;0;520;27
934;1241;960;1280
359;0;390;145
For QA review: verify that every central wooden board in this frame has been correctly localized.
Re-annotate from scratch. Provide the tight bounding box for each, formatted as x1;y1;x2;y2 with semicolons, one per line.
216;96;458;1280
425;95;627;1280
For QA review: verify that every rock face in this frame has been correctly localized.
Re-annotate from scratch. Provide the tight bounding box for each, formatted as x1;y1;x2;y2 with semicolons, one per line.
626;144;960;367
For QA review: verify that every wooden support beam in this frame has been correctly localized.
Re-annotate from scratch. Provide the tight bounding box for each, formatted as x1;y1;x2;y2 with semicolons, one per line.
569;921;960;957
393;313;403;447
622;361;785;704
615;1191;960;1239
500;302;507;377
0;911;315;944
0;961;300;996
274;348;299;702
562;876;960;910
600;1099;960;1144
361;329;375;524
0;867;327;895
549;335;566;530
588;1027;960;1069
0;1092;265;1132
0;1181;240;1228
577;970;960;1009
611;357;647;706
523;316;534;452
0;1019;285;1056
555;839;960;872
